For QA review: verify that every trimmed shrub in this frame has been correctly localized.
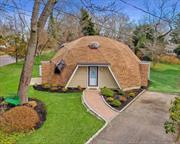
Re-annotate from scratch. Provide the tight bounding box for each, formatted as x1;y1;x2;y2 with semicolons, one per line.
100;87;114;97
129;92;136;97
111;99;121;107
118;89;125;96
106;97;114;102
42;83;50;89
119;96;127;102
0;106;39;132
62;87;68;92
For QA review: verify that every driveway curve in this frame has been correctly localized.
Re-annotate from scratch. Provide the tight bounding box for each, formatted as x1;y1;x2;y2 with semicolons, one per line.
90;91;176;144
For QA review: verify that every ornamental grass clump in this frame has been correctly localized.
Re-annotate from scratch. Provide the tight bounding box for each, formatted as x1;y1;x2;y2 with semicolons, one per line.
106;97;114;102
0;106;39;133
100;87;114;97
111;99;121;107
128;92;136;97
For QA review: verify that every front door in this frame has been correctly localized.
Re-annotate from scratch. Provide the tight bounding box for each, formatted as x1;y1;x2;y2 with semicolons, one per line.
88;66;98;87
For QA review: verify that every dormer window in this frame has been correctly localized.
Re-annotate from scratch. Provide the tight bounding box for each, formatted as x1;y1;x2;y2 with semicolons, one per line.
88;41;100;49
54;59;65;74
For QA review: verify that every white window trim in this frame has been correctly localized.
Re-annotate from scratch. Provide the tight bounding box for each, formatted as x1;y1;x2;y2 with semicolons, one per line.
65;65;79;88
87;66;99;89
39;65;42;77
107;66;121;89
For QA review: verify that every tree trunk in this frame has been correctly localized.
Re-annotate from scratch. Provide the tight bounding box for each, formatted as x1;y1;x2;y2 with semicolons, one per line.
18;0;40;104
15;47;18;63
18;0;57;104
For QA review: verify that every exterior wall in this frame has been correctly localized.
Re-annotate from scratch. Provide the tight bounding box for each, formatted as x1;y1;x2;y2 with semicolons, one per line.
68;66;87;88
41;61;51;84
67;66;119;88
140;62;150;87
98;67;119;89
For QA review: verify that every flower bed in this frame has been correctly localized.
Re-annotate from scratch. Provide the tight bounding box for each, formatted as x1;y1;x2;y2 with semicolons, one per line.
0;97;47;132
101;87;144;111
33;84;85;93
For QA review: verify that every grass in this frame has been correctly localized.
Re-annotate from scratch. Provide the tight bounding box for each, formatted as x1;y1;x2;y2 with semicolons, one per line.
0;52;104;144
149;63;180;94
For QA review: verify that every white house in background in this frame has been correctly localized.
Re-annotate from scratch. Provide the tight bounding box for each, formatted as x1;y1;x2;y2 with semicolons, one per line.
164;44;177;56
0;45;7;49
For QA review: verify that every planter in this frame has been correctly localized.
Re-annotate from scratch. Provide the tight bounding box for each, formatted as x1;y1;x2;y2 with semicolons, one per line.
102;88;144;111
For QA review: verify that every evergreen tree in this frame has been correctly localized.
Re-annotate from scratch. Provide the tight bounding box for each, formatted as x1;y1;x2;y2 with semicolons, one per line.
48;11;57;39
80;8;98;36
132;24;155;54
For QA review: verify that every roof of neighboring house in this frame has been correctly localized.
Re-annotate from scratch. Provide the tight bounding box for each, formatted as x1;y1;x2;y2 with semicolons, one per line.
51;36;142;89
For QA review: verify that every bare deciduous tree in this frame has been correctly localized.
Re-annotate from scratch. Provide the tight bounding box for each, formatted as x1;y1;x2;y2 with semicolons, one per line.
143;0;179;63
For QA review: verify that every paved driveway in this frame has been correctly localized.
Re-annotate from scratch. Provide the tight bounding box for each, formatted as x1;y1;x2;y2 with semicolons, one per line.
0;55;16;67
91;91;176;144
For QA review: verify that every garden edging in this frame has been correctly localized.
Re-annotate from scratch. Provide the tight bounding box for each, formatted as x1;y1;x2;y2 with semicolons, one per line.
83;89;146;144
81;91;105;122
81;91;108;144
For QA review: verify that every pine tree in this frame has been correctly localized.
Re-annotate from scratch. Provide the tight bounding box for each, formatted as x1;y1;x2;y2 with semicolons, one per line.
80;8;98;36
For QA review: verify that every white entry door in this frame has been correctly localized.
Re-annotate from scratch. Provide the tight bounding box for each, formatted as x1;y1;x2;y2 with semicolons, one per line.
88;66;98;86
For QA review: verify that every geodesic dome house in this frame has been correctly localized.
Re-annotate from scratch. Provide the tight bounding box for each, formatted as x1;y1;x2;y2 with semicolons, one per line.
41;36;150;91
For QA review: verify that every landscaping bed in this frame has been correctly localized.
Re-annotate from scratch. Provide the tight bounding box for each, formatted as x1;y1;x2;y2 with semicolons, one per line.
0;97;47;132
0;52;104;144
101;87;144;111
33;84;85;93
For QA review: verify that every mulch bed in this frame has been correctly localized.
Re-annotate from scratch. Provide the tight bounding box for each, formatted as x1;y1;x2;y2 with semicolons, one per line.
103;88;144;111
0;97;47;130
29;98;47;129
33;84;85;93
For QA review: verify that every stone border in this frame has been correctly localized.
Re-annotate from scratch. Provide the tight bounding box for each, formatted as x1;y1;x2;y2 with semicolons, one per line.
81;91;108;144
101;89;146;113
83;89;146;144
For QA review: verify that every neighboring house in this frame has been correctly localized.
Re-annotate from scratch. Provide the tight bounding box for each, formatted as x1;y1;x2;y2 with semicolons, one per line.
0;44;7;49
164;44;177;56
41;36;150;91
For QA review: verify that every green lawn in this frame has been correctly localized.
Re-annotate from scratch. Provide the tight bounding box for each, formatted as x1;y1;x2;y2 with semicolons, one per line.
0;52;104;144
149;63;180;94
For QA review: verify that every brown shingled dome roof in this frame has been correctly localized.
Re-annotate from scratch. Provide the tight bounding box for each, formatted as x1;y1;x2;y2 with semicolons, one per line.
51;36;142;89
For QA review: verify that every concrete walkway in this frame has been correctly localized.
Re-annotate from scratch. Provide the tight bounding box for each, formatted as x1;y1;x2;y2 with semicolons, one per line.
90;91;176;144
30;77;42;85
83;89;118;122
0;55;16;67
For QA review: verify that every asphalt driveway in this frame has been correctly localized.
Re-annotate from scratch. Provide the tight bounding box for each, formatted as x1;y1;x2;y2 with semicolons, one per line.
0;55;16;67
91;91;176;144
